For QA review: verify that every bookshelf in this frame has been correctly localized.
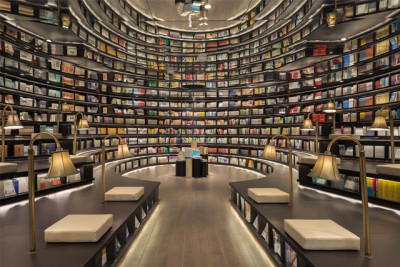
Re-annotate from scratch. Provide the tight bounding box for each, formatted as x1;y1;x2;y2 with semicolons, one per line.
0;0;400;207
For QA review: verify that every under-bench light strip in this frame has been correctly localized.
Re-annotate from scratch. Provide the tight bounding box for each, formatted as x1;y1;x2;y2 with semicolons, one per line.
0;184;93;214
298;185;400;216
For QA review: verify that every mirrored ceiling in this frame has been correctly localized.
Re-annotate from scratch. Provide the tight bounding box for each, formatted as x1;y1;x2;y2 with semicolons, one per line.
125;0;263;32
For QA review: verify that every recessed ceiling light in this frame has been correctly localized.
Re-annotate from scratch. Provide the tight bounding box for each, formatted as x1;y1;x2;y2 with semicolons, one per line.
341;37;347;41
62;25;69;29
205;4;211;9
46;39;52;42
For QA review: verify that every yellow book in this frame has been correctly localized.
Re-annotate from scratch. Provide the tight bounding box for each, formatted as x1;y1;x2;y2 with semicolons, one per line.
384;180;389;200
360;112;365;120
100;128;107;135
375;40;390;56
376;25;389;39
108;128;117;134
396;182;400;202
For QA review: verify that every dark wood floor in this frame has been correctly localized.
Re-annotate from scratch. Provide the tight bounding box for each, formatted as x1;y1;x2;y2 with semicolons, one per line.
117;165;275;267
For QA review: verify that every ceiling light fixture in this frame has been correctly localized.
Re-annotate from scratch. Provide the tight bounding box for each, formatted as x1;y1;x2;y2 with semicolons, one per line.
205;4;211;9
46;39;52;42
341;37;347;41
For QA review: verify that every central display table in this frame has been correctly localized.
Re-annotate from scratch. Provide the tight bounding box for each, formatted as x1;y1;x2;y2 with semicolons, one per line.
176;158;208;178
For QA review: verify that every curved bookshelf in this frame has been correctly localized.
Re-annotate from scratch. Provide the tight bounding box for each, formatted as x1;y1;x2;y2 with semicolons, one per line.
0;0;400;208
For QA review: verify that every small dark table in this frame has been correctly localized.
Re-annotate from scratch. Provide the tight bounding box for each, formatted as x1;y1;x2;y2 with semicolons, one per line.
175;160;186;176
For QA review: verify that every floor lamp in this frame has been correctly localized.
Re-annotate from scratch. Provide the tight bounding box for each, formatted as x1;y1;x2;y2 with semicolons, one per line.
56;99;70;134
73;112;90;155
369;106;396;164
301;112;319;155
2;105;24;162
309;136;371;256
262;134;293;206
101;134;131;203
324;98;336;134
28;132;78;252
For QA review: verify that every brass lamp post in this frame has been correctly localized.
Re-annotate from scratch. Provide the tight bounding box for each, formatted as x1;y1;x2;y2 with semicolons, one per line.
101;134;131;203
324;98;336;134
73;112;90;155
28;132;78;252
56;99;70;134
369;106;396;164
301;112;319;155
262;134;293;206
2;105;24;162
309;136;371;256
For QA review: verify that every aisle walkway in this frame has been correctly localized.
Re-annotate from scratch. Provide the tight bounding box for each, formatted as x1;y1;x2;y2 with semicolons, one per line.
117;165;275;267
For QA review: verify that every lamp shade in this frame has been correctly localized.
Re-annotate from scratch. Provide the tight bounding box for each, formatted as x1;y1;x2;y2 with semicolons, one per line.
116;144;131;159
301;118;314;131
61;13;71;29
308;153;341;181
61;103;70;112
369;114;389;131
46;150;79;178
262;145;277;160
324;101;336;113
77;119;90;130
5;114;24;129
326;11;336;28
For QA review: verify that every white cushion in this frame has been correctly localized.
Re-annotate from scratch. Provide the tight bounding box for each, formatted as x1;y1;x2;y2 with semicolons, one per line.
298;155;341;165
284;219;360;250
0;163;18;174
329;134;360;140
376;164;400;176
49;155;91;165
45;214;113;243
105;187;144;201
248;188;289;203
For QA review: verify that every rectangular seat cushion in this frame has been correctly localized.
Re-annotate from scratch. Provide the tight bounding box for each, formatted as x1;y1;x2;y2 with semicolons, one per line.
248;188;289;203
105;186;144;201
284;219;360;250
376;164;400;176
0;163;18;174
45;214;113;243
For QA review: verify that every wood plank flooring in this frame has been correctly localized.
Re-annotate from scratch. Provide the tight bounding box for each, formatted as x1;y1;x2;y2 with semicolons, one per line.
117;165;276;267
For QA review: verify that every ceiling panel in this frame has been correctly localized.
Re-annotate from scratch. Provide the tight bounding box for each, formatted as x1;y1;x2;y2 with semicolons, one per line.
126;0;262;31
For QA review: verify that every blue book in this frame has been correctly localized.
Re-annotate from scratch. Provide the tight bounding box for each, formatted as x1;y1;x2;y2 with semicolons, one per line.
359;97;366;107
343;55;350;68
13;180;19;194
343;100;349;109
